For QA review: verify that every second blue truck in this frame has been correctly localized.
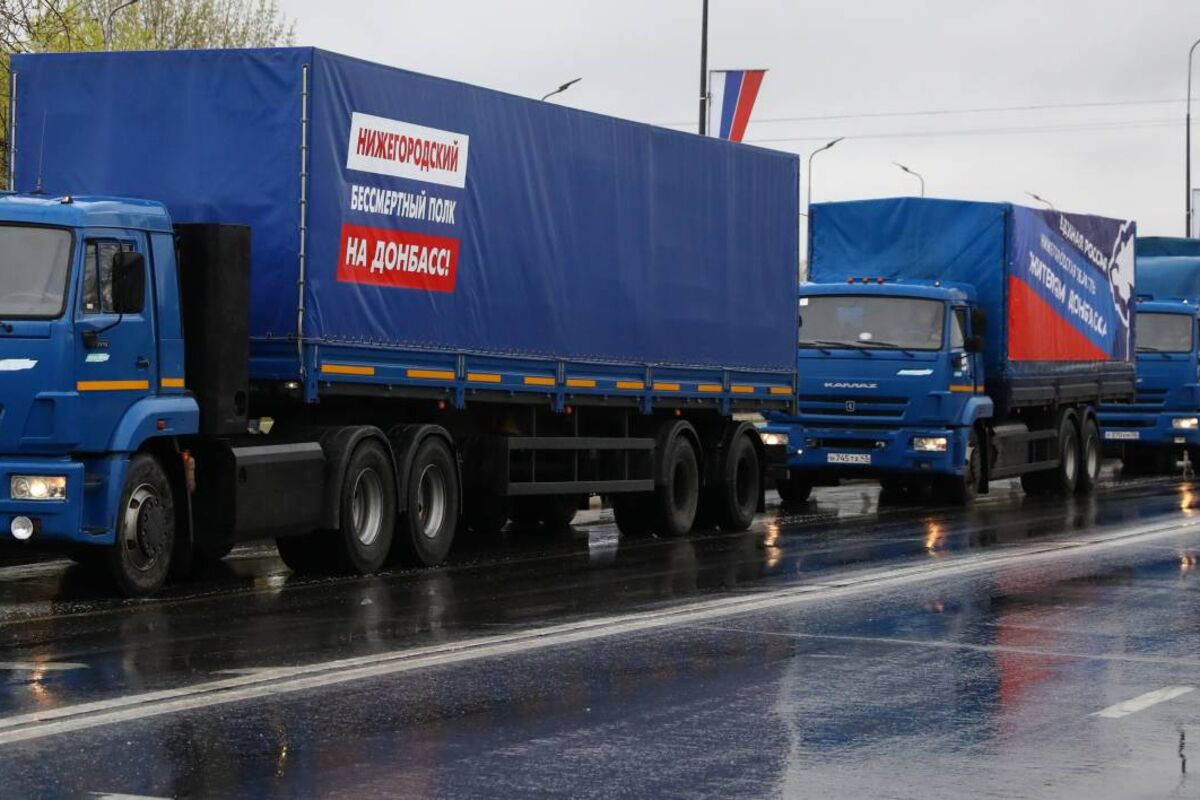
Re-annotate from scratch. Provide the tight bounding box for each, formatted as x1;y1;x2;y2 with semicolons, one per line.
766;197;1137;504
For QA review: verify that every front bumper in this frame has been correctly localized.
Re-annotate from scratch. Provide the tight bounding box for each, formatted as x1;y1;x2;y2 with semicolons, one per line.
0;457;90;545
767;423;969;478
1097;411;1200;452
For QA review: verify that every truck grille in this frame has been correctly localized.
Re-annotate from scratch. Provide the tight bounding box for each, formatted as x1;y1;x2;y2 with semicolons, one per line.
797;394;909;421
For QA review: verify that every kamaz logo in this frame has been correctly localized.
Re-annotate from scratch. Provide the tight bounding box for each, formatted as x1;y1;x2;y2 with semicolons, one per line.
845;400;857;413
824;381;877;390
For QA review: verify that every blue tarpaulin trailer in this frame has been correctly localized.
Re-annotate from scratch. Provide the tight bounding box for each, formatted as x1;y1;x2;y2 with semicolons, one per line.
11;48;799;406
1;48;799;595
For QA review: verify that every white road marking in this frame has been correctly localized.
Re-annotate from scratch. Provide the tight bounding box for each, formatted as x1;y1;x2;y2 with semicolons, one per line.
89;793;171;800
0;661;87;672
0;515;1195;746
1092;686;1196;719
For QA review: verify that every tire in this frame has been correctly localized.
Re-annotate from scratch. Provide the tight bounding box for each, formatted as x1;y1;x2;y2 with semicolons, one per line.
334;440;397;573
937;429;981;506
776;472;813;506
394;436;459;566
612;493;654;538
653;435;700;537
107;453;175;597
462;492;508;537
712;433;761;531
1075;418;1102;494
1021;415;1079;496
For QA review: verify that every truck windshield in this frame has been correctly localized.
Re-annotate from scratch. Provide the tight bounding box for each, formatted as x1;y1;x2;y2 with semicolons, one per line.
1136;312;1193;353
0;226;74;319
799;295;945;351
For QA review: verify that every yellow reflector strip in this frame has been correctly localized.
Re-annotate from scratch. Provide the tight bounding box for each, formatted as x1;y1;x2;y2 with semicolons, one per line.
467;372;502;383
161;378;186;389
616;380;645;390
698;384;723;393
407;368;456;381
769;386;793;396
949;384;976;393
731;385;755;394
566;378;597;388
653;382;680;391
77;380;150;392
523;376;556;386
322;363;375;377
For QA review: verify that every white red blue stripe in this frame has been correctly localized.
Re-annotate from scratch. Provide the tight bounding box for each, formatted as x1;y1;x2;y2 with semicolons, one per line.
708;70;766;142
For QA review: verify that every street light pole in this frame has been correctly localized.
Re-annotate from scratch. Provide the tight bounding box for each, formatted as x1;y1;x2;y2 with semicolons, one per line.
698;0;709;135
104;0;141;51
1188;37;1200;235
806;137;844;213
893;162;925;197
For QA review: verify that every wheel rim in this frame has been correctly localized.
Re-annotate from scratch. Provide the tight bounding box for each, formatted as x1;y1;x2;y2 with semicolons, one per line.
121;483;166;573
416;464;448;540
351;468;385;546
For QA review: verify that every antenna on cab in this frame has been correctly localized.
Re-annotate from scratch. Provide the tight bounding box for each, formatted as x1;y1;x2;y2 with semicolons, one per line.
32;110;46;195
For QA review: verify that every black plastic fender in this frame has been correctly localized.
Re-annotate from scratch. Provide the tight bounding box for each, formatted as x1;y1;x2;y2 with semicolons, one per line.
386;424;459;514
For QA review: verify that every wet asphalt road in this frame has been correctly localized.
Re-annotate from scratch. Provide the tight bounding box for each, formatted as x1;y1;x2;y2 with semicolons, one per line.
2;471;1200;798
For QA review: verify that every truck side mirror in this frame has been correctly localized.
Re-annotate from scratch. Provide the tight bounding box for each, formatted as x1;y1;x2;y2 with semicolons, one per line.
970;308;988;336
111;252;146;315
964;335;984;353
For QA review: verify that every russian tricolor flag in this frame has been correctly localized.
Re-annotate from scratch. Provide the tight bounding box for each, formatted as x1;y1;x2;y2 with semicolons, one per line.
708;69;766;142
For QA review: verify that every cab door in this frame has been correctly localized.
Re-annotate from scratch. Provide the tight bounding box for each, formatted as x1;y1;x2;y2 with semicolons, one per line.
949;306;978;393
74;230;158;452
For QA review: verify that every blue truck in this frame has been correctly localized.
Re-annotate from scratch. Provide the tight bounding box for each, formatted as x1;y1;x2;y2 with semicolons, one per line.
1099;237;1200;473
763;197;1136;504
0;48;799;595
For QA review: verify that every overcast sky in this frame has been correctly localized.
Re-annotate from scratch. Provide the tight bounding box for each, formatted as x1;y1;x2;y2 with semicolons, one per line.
281;0;1198;237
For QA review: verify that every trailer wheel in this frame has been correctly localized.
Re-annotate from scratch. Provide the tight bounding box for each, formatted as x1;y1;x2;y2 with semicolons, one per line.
107;454;175;597
334;440;397;573
1075;418;1102;494
612;493;654;538
394;437;459;566
653;435;700;537
462;492;508;537
712;433;760;531
776;472;813;506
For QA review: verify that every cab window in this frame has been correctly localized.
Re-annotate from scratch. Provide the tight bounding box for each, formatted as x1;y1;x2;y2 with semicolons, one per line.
950;307;967;350
82;239;135;314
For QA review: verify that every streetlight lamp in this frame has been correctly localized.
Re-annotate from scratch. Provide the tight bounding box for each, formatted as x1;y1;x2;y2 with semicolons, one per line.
104;0;141;51
806;137;844;212
541;78;581;102
1026;191;1055;211
893;162;925;197
1188;37;1200;235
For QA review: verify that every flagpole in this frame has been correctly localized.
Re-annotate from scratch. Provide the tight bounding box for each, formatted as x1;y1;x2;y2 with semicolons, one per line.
698;0;709;135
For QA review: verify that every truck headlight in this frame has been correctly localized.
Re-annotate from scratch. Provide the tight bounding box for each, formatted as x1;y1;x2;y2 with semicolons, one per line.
912;436;948;452
10;475;67;501
1173;418;1200;430
761;432;789;447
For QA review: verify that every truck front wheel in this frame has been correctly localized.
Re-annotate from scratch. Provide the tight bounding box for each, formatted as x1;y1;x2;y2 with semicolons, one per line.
776;472;813;506
937;429;982;505
108;453;175;597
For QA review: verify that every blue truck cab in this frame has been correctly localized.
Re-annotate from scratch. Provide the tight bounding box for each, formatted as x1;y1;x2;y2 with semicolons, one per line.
764;197;1136;505
0;194;198;554
1099;239;1200;472
762;279;990;501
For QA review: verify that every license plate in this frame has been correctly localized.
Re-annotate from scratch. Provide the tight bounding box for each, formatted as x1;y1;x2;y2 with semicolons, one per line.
827;452;872;465
1103;431;1140;441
